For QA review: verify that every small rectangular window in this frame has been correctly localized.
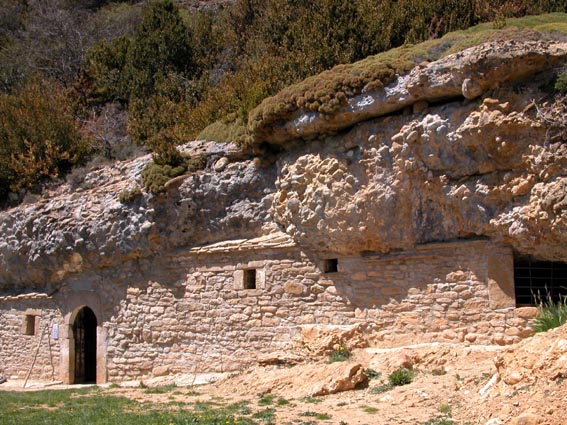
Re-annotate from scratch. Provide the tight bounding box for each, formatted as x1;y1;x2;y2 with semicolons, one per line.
324;259;338;273
244;269;257;289
24;315;36;336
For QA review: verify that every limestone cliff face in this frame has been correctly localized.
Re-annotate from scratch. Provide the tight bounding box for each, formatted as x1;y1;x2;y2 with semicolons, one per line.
0;142;275;290
1;39;567;290
272;96;567;257
269;39;567;259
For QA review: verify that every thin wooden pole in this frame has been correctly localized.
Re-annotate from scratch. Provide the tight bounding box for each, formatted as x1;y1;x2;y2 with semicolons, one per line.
23;320;47;389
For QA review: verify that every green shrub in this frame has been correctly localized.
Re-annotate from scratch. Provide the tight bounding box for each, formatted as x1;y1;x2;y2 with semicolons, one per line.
83;35;131;103
127;94;183;147
388;368;415;386
141;162;186;194
118;185;142;203
140;153;206;194
371;383;393;394
328;345;351;363
533;293;567;333
364;368;381;380
83;0;199;155
197;117;248;143
147;129;186;167
555;68;567;94
186;155;207;173
257;394;274;406
0;79;91;204
122;0;194;100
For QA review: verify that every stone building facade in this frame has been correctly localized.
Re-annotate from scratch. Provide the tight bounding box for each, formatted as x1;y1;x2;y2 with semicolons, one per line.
0;234;534;385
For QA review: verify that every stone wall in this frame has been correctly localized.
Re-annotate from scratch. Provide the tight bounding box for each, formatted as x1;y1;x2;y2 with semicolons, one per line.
0;238;534;383
0;294;62;381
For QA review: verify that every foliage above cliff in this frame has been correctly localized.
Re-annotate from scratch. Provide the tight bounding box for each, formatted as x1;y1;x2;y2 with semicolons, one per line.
0;79;91;203
247;13;567;146
1;0;567;206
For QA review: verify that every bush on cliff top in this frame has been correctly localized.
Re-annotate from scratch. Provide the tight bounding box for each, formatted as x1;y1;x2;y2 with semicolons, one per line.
246;13;567;146
3;1;567;206
141;153;206;194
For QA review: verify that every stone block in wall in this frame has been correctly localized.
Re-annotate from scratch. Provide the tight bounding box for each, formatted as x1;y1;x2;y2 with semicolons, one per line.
284;281;306;295
487;245;516;308
515;307;538;319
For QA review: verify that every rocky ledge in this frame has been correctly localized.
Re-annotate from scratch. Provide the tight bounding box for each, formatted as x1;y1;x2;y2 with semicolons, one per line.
1;36;567;290
253;40;567;145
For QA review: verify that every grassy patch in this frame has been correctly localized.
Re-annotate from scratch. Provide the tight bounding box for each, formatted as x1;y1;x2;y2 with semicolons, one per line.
371;383;393;394
300;410;331;420
362;405;379;414
251;407;275;424
143;384;176;394
300;396;323;404
224;400;252;416
248;44;417;139
364;368;381;380
328;346;351;363
0;387;257;425
533;294;567;332
257;393;275;406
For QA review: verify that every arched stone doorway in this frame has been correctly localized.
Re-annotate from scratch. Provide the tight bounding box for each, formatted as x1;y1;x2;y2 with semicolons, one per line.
72;306;97;383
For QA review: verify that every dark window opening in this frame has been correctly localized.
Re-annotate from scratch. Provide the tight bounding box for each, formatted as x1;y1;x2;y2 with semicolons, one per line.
514;257;567;306
324;259;338;273
24;315;36;335
244;269;257;289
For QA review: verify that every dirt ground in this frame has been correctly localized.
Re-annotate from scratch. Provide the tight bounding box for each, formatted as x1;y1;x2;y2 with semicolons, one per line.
2;324;567;425
199;329;567;425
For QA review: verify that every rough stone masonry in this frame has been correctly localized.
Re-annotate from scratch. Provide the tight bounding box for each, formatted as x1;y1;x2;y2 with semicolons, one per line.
1;38;566;384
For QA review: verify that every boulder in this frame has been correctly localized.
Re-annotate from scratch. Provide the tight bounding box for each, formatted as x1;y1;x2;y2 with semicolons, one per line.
309;362;367;396
292;325;368;358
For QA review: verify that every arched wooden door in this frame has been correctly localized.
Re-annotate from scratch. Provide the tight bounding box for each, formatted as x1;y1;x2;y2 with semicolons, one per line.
72;306;97;383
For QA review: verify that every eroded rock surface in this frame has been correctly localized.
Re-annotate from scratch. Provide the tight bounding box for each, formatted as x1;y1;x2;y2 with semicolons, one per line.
272;89;567;257
1;38;567;289
0;141;275;290
253;40;567;144
496;324;567;385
